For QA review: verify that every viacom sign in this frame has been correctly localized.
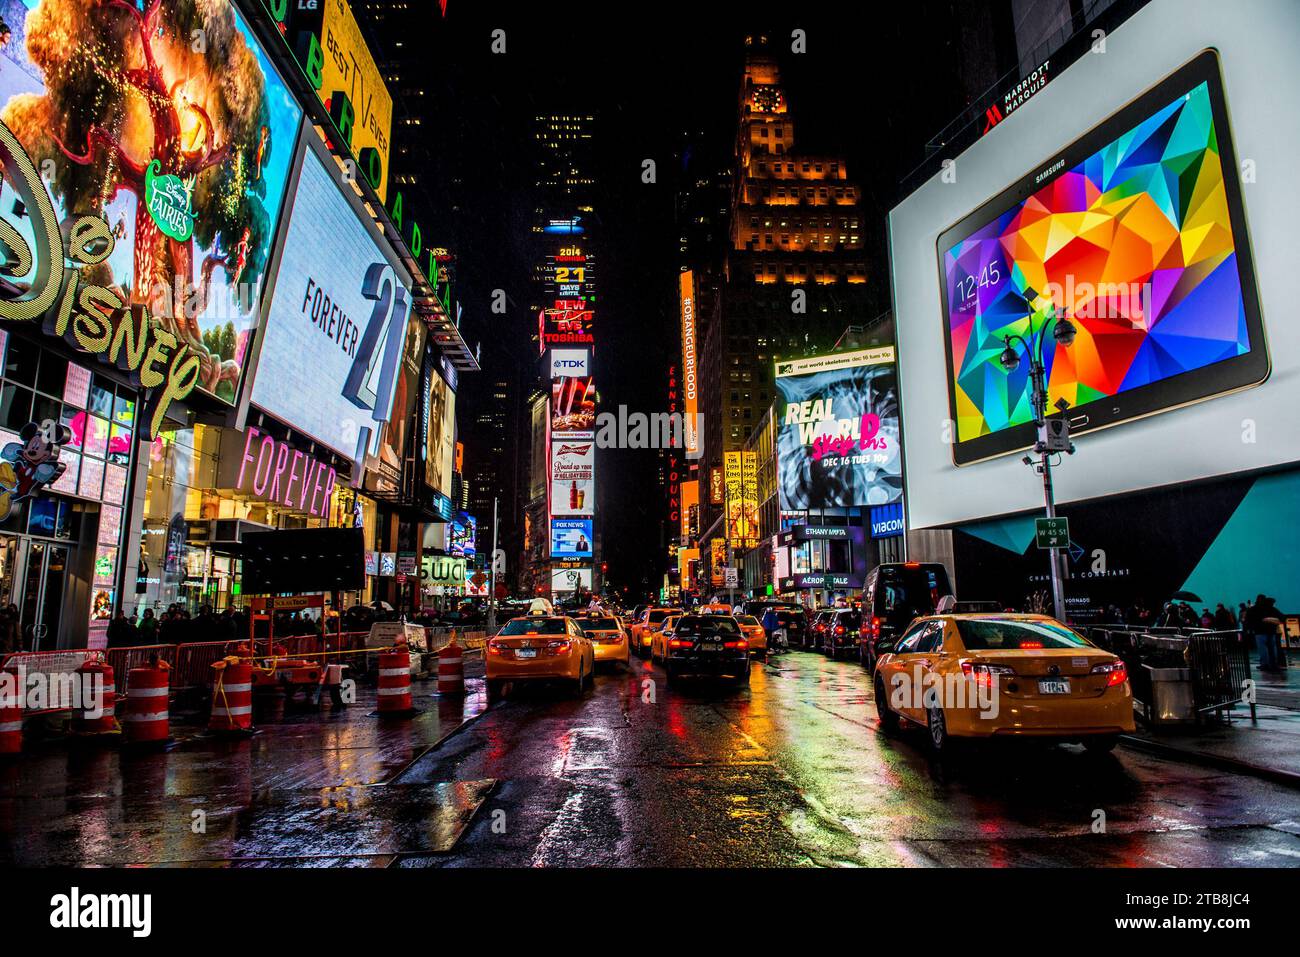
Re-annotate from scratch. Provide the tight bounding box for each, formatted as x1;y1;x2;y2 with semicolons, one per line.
870;501;905;539
549;348;590;379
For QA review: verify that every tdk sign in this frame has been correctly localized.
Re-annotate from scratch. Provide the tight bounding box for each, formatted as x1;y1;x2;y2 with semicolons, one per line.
549;348;590;378
870;502;905;539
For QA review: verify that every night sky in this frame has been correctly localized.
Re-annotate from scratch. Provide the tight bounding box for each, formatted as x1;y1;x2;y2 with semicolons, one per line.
375;1;978;597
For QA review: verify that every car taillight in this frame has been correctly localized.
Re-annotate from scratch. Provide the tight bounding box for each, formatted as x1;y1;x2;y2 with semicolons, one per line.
1091;660;1128;686
1018;640;1043;649
546;640;572;656
609;635;623;644
724;640;747;649
668;638;689;649
870;617;880;637
960;660;1015;687
834;625;845;635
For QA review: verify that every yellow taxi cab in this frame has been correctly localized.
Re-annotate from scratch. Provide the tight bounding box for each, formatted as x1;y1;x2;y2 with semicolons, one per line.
575;612;631;669
733;614;768;660
649;613;683;663
631;607;676;658
485;615;596;700
873;613;1134;754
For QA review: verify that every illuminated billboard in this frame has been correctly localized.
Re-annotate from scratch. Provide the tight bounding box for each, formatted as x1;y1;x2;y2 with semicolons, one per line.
774;347;901;509
0;0;302;407
724;451;759;546
551;566;593;594
450;514;477;560
549;348;591;379
551;376;596;432
424;358;456;501
550;434;595;516
551;518;594;559
250;132;413;463
540;300;595;350
680;271;700;458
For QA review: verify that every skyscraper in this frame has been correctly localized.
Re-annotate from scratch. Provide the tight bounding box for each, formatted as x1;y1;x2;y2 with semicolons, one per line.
697;37;891;581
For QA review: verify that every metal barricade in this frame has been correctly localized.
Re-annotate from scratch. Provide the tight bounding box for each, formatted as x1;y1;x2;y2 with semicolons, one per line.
170;641;230;690
1186;630;1255;723
104;644;175;683
0;649;105;714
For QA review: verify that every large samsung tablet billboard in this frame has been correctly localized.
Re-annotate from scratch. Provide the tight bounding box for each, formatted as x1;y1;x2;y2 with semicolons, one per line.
889;0;1300;528
249;132;413;463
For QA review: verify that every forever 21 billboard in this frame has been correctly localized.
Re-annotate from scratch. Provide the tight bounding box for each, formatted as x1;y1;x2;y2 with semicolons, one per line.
247;128;415;464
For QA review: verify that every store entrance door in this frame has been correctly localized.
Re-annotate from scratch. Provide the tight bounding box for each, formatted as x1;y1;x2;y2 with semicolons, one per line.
19;540;68;651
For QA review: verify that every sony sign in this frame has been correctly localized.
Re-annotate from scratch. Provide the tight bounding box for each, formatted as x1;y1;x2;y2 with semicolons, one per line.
549;348;590;379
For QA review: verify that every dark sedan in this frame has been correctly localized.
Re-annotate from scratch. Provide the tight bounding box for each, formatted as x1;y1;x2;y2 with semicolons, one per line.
664;614;751;685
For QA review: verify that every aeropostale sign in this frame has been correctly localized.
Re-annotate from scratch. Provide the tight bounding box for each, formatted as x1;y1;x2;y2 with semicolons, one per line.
219;426;337;519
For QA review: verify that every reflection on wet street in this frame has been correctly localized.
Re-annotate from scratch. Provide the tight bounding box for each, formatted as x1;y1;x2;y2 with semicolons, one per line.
3;651;1299;867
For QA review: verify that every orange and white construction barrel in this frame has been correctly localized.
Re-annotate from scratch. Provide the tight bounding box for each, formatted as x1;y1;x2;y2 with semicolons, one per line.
437;637;465;695
0;664;21;754
209;659;254;733
125;665;170;744
71;660;117;735
377;649;413;714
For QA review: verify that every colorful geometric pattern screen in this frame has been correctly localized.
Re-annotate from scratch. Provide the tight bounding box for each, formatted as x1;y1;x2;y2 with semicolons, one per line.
943;81;1248;443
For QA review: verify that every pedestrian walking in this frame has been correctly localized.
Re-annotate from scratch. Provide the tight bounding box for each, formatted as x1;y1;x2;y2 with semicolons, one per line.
1245;594;1280;672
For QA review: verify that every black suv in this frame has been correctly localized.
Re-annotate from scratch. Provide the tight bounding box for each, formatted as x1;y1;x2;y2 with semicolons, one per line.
823;608;862;660
664;614;751;685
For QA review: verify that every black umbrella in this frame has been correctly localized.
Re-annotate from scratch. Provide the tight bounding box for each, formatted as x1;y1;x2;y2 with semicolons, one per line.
1170;590;1202;603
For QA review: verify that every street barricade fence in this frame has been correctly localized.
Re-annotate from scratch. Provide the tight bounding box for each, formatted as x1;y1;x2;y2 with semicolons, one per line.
0;649;106;715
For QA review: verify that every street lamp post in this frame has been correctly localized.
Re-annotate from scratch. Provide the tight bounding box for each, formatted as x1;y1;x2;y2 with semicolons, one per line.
999;298;1077;624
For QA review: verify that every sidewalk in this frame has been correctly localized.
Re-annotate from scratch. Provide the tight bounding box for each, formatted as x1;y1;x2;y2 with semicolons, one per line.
1121;650;1300;788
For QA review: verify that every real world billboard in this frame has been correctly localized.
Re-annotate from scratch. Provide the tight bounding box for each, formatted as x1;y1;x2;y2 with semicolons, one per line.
774;347;902;510
0;0;302;407
249;131;413;463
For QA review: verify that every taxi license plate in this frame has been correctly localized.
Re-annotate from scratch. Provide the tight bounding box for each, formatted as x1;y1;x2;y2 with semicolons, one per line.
700;642;722;652
516;648;537;659
1038;679;1070;694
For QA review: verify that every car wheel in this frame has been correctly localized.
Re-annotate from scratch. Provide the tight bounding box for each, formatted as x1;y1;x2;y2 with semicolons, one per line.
927;705;951;754
487;679;504;702
760;649;768;662
739;662;751;685
665;663;678;685
1083;735;1118;754
874;676;899;733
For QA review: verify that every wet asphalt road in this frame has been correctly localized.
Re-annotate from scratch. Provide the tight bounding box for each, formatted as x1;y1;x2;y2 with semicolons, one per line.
399;650;1300;867
3;649;1299;867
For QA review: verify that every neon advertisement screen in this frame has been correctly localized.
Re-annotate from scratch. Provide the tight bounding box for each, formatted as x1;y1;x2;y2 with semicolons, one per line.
938;51;1266;466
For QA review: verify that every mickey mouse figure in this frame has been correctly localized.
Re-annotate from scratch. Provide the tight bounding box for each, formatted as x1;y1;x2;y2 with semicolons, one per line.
0;420;72;518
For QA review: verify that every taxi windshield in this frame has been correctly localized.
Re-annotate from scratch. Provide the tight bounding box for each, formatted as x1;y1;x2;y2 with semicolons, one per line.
647;610;671;624
955;619;1094;650
500;618;567;636
582;617;620;631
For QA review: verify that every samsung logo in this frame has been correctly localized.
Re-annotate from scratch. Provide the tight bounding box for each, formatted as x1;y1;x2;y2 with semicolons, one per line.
1035;158;1065;184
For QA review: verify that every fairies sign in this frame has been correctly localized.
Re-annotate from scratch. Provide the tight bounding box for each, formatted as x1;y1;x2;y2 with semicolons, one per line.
144;160;195;243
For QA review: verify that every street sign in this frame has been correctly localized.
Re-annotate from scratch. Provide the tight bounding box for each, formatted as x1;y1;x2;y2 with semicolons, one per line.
1035;517;1070;549
723;567;739;588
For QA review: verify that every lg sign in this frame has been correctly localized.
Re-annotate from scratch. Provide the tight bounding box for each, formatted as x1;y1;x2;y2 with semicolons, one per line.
549;348;590;378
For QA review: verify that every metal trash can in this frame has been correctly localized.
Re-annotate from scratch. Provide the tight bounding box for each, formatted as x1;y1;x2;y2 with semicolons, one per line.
1142;665;1195;725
